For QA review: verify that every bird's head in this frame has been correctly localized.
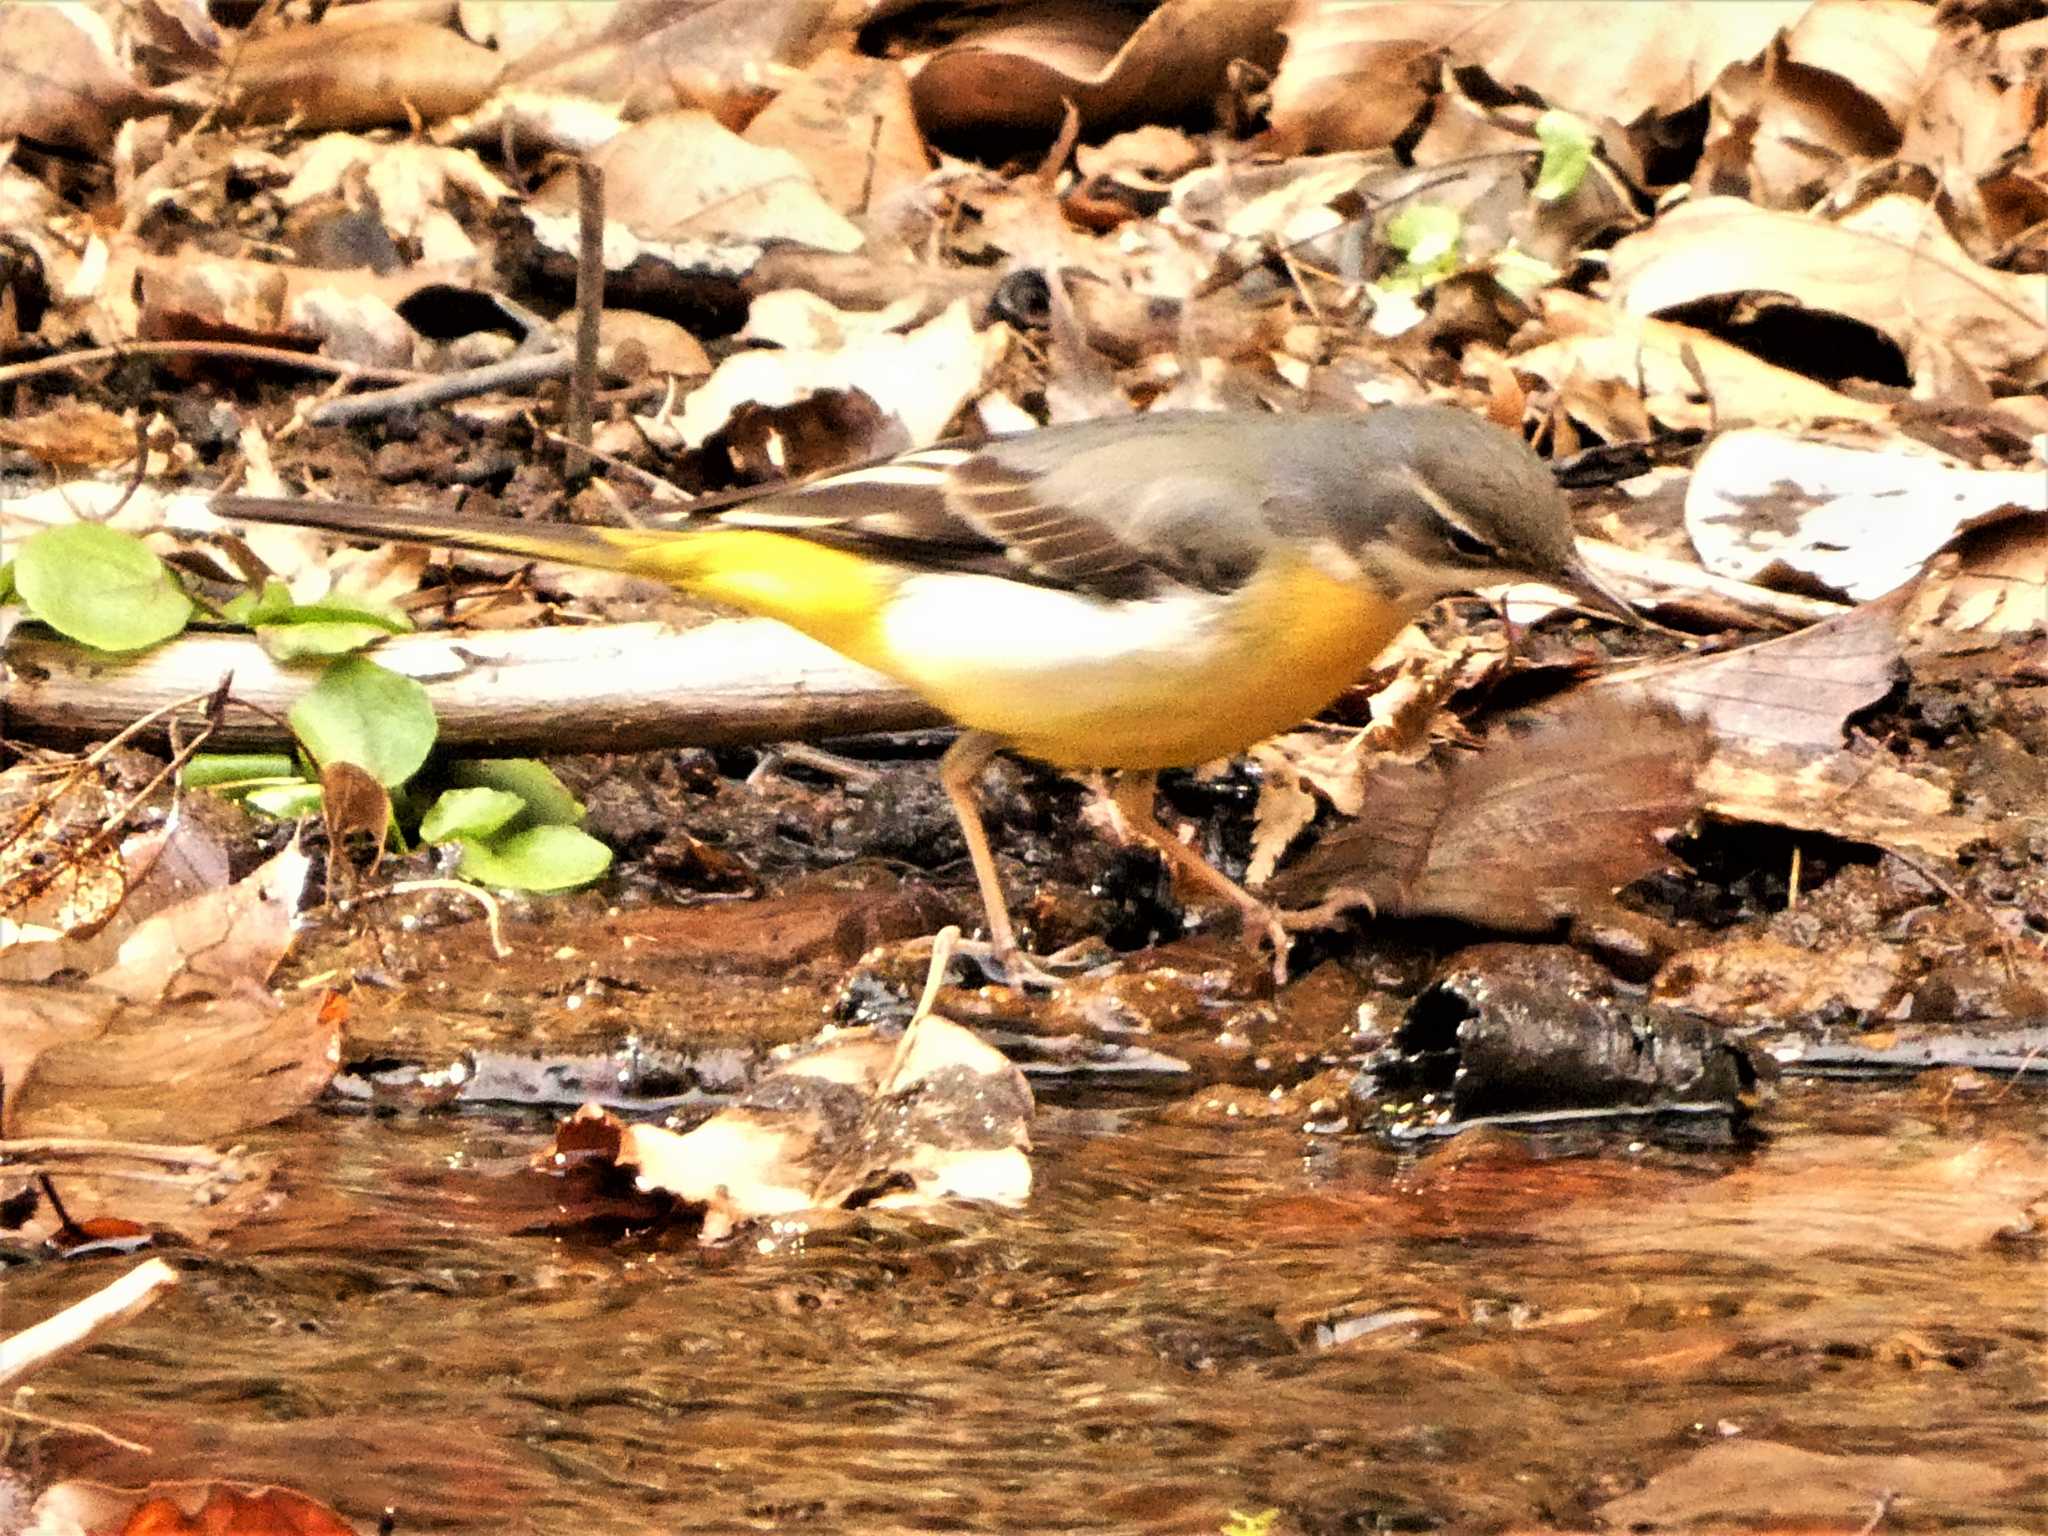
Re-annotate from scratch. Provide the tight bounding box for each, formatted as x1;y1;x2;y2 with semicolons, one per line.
1314;405;1634;620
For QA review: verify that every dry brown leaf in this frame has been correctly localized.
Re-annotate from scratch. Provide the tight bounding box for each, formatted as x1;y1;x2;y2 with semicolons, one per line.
1272;694;1708;930
1602;593;1989;858
0;4;156;151
224;20;501;130
596;308;711;380
90;839;309;1006
1782;0;1937;129
1901;23;2048;255
909;0;1289;147
1683;430;2047;600
320;761;390;880
1515;292;1891;434
1602;590;1905;750
0;988;339;1141
0;402;141;470
743;48;930;219
541;1014;1034;1244
1605;193;2048;390
1600;1439;2021;1529
1274;0;1812;151
1698;36;1901;209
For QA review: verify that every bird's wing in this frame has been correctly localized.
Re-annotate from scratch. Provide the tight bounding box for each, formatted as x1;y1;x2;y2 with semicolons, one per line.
699;415;1276;599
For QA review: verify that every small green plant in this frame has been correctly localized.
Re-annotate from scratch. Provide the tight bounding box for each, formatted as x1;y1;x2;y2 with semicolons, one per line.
1220;1511;1281;1536
1532;109;1595;202
5;520;611;892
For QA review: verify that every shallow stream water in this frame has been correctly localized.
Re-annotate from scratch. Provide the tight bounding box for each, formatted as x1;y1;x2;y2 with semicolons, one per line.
11;1077;2045;1534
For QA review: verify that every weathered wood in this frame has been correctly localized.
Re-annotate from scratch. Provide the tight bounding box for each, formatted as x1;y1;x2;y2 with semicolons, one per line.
3;619;941;752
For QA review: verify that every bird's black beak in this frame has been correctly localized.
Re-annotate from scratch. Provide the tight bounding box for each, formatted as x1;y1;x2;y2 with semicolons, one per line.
1558;548;1643;626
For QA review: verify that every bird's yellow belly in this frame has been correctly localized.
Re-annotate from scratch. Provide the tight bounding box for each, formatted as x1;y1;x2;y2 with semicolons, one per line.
872;559;1414;770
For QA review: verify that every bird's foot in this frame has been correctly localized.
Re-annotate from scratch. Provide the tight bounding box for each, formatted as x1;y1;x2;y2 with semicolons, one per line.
896;932;1108;992
1246;903;1296;987
952;937;1112;991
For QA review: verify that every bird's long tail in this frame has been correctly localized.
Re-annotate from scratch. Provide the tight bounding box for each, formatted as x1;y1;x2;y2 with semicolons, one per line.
213;495;652;571
213;493;896;657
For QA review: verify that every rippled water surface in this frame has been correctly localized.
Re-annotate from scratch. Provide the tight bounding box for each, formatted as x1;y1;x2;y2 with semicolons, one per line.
13;1079;2045;1533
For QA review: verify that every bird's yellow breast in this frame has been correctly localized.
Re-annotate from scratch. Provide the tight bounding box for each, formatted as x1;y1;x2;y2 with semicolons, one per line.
870;551;1416;770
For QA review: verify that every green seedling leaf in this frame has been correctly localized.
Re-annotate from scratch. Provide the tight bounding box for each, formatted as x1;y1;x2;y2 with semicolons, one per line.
289;655;438;788
1533;110;1595;202
457;825;611;892
245;781;326;819
222;578;295;627
14;524;193;651
421;786;527;843
0;560;15;603
449;759;585;827
1492;242;1563;299
257;619;402;661
183;752;299;789
1386;202;1461;268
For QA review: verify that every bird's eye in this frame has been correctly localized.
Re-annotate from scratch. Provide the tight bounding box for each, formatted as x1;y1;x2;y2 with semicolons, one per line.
1444;525;1494;561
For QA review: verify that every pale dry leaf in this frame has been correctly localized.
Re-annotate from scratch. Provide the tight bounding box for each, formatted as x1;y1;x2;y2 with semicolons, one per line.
0;987;340;1141
743;47;930;219
658;298;1008;450
1683;429;2047;599
456;0;625;66
1515;292;1891;433
554;1014;1034;1244
1698;744;1984;861
280;134;514;259
494;0;840;125
1605;194;2048;390
739;288;929;351
0;804;230;984
1274;0;1812;150
538;109;862;253
1245;745;1318;889
1909;519;2048;637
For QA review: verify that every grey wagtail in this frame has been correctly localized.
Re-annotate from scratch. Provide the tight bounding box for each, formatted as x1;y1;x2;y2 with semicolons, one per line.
216;405;1630;982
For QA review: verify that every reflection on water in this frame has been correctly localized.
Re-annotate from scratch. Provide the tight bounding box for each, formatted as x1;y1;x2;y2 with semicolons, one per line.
12;1080;2045;1533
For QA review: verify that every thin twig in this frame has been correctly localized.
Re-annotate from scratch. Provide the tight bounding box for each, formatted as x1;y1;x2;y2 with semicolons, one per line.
566;158;605;479
0;1402;154;1454
0;1258;179;1392
0;341;422;389
305;349;573;428
374;878;512;958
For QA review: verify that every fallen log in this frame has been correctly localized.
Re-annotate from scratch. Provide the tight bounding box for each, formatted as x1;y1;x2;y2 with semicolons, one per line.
3;619;940;752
